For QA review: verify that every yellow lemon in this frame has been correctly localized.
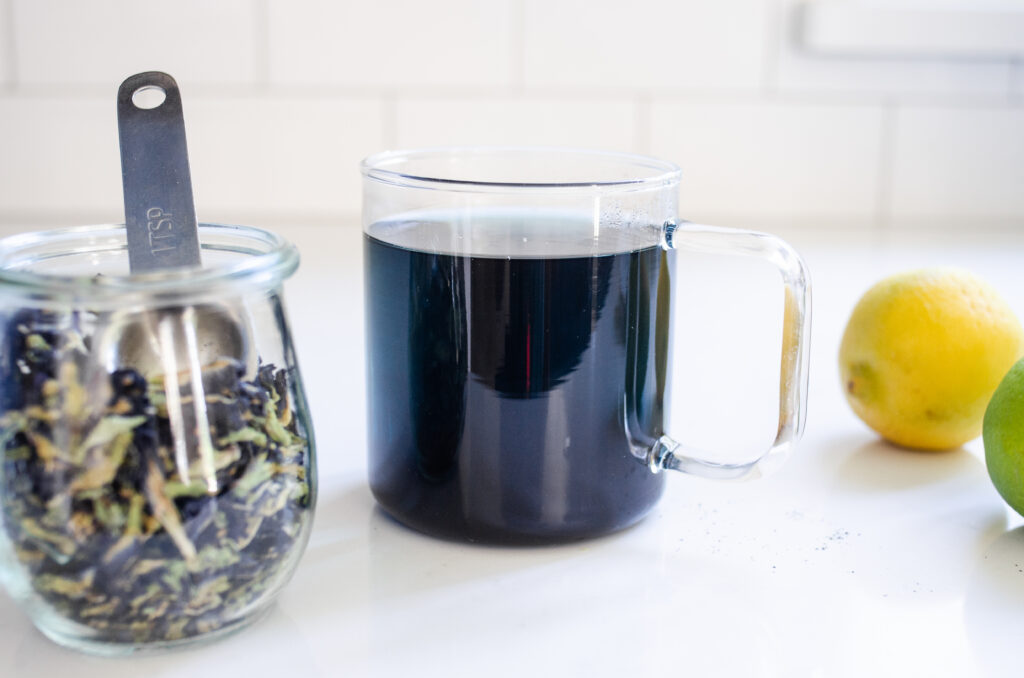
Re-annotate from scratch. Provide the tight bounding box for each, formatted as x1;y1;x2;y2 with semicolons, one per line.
839;268;1024;450
983;357;1024;516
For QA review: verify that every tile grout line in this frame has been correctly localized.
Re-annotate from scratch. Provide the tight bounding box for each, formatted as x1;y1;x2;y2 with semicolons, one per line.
3;0;17;91
510;0;526;93
760;0;783;99
1010;58;1022;106
5;80;1010;109
874;101;897;235
253;0;271;91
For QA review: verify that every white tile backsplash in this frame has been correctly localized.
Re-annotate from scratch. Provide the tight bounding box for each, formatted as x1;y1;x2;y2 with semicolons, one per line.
523;0;768;92
396;97;636;151
651;99;884;226
267;0;515;88
775;0;1013;99
890;106;1024;224
0;95;386;224
187;97;387;219
0;97;121;218
11;0;259;86
0;0;1020;230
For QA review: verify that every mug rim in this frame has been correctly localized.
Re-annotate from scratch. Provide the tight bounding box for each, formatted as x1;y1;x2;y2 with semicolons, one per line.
361;146;682;193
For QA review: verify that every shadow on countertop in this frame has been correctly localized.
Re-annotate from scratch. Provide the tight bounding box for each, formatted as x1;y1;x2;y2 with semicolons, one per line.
834;438;983;493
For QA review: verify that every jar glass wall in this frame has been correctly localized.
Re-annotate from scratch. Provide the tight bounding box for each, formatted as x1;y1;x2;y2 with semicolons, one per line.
0;224;316;654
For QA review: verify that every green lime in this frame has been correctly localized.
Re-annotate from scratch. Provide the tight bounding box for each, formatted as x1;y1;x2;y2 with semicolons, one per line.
983;357;1024;517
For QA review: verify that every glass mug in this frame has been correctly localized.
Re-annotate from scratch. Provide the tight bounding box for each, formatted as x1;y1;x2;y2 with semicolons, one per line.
0;224;316;654
362;148;810;544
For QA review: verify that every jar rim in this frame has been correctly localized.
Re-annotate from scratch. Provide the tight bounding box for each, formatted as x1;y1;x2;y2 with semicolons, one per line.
0;223;299;299
361;146;682;194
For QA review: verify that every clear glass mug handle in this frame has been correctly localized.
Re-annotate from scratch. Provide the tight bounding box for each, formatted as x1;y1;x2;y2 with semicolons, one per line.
627;220;812;480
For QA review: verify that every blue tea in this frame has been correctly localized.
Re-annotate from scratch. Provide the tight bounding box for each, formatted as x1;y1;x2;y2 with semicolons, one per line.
364;210;673;544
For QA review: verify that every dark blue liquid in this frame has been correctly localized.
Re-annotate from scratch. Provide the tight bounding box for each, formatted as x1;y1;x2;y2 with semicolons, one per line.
364;228;673;544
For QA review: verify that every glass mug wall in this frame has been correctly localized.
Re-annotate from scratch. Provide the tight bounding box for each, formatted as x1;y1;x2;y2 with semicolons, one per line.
0;224;316;654
362;148;810;544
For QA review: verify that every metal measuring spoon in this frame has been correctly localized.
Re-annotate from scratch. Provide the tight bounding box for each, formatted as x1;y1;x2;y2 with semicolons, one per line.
118;71;201;274
103;71;247;491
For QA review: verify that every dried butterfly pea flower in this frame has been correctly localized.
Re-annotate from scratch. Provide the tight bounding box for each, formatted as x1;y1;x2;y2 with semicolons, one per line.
0;314;313;645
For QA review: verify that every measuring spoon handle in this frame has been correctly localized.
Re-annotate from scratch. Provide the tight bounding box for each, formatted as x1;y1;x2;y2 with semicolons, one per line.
117;71;202;273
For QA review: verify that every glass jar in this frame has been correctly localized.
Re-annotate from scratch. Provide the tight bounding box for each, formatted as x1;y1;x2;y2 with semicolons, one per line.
0;223;316;654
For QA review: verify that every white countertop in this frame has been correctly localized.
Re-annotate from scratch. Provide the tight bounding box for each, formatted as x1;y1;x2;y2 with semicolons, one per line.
2;223;1023;677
